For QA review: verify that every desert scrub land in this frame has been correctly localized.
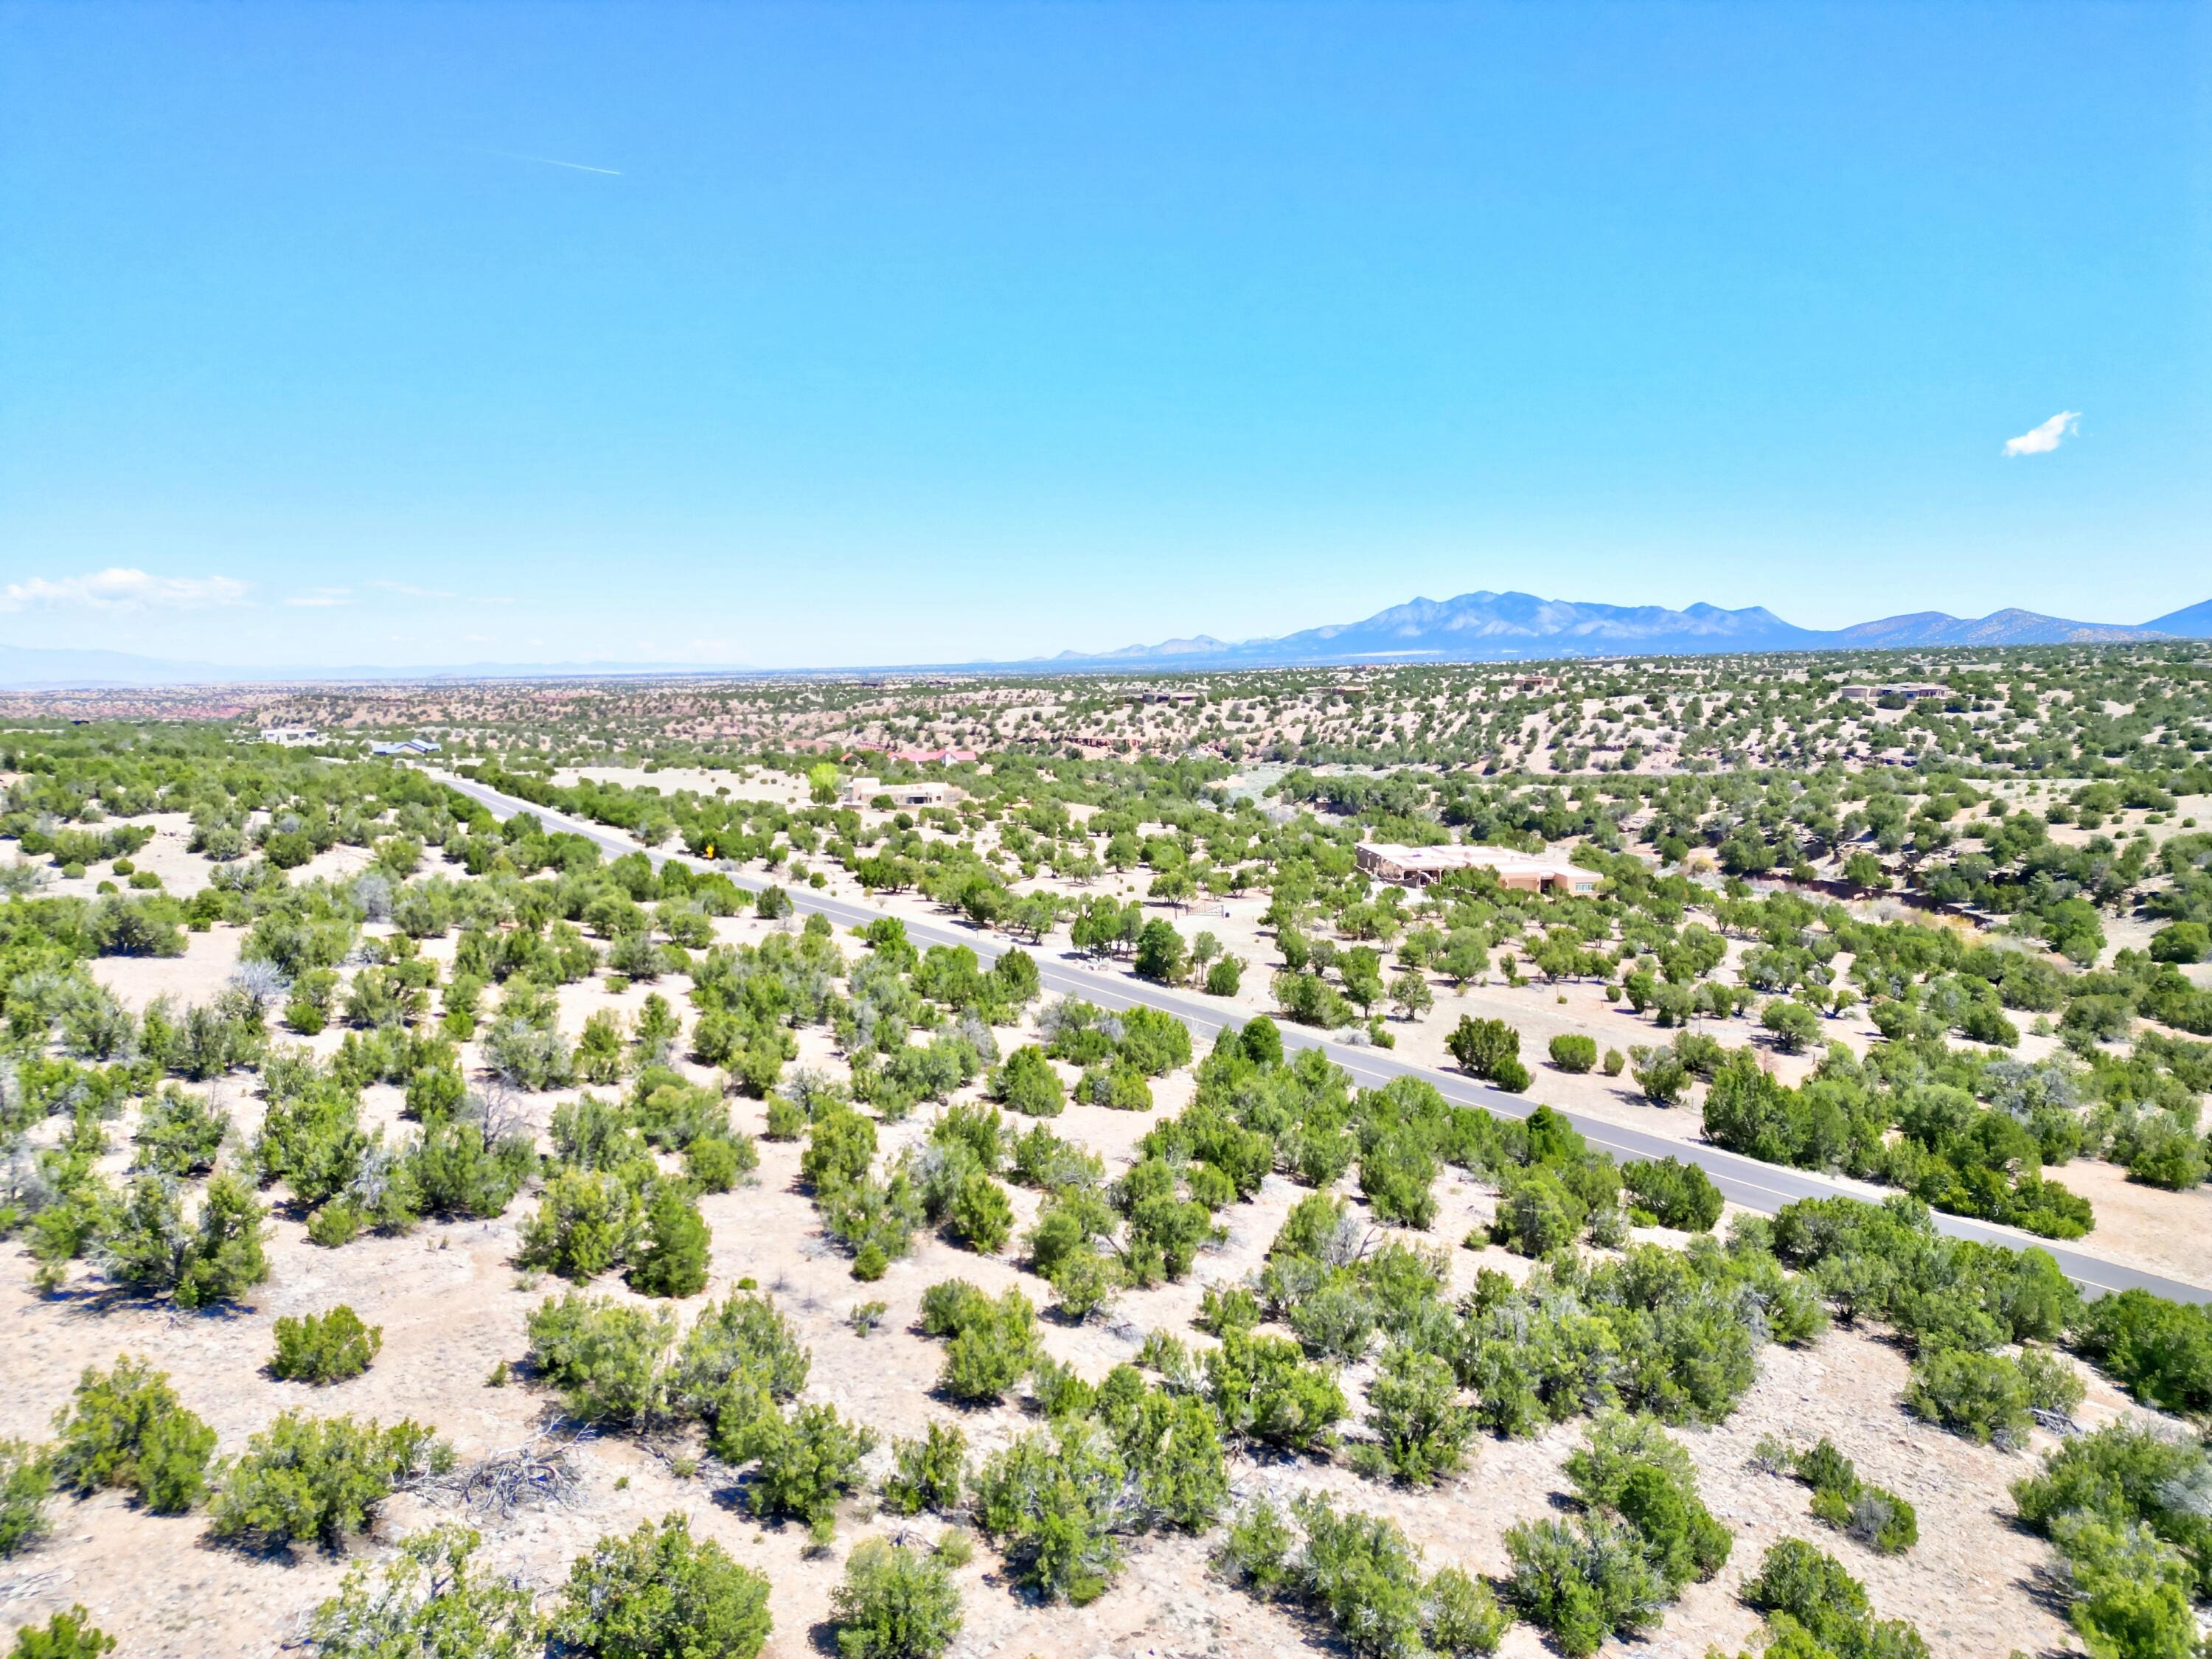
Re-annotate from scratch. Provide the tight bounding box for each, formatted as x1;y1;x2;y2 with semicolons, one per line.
0;682;2210;1659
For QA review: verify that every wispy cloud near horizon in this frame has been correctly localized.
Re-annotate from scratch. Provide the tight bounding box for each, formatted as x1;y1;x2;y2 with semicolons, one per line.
0;567;249;611
2003;411;2081;457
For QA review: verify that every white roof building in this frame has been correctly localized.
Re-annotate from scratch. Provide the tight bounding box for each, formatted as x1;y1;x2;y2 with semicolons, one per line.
1355;841;1600;895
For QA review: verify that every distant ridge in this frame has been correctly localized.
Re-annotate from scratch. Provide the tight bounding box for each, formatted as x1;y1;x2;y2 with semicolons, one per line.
3;590;2208;689
2145;598;2212;638
1035;589;2208;668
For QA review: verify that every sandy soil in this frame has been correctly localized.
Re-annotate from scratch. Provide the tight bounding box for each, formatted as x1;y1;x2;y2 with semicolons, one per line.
20;813;209;902
0;1053;2107;1659
89;927;248;1013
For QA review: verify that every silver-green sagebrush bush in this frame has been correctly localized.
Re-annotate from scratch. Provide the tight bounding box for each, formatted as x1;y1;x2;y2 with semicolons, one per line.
307;1524;540;1659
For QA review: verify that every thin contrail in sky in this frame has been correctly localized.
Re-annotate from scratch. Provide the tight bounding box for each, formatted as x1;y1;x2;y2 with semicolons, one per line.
476;147;622;176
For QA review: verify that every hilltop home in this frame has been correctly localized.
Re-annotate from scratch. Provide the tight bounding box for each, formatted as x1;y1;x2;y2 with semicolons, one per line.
1354;841;1599;895
842;776;951;809
1838;682;1949;703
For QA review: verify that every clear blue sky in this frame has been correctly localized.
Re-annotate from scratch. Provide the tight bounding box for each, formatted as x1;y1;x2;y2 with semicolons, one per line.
1;1;2205;668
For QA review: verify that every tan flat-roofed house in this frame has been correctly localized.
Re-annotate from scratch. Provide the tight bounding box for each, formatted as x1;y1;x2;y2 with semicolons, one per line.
842;776;951;809
1354;841;1599;895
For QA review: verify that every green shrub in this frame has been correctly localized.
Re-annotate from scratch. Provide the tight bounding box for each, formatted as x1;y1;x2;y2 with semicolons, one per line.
1563;1413;1731;1590
0;1439;54;1558
2070;1288;2212;1416
2046;1512;2202;1659
830;1537;964;1659
971;1420;1126;1604
684;1134;751;1192
922;1281;1037;1403
132;1085;230;1177
627;1183;712;1298
990;1046;1065;1117
1423;1565;1509;1658
1353;1345;1472;1487
1077;1058;1154;1111
1217;1492;1503;1658
1195;1284;1263;1337
5;1607;114;1659
49;1355;216;1513
408;1120;535;1219
206;1410;448;1551
1548;1034;1598;1074
946;1172;1013;1255
1487;1169;1587;1256
1810;1481;1919;1554
2012;1421;2212;1637
1116;1006;1192;1076
519;1166;639;1281
1620;1156;1724;1231
2150;922;2209;964
1775;1436;1916;1554
307;1201;365;1248
307;1523;541;1659
738;1404;877;1533
883;1421;967;1517
1046;1248;1121;1321
1761;998;1823;1054
524;1293;677;1428
1203;1329;1347;1453
1447;1016;1520;1081
1503;1515;1669;1658
99;1171;269;1307
552;1513;771;1658
667;1290;811;1433
1903;1348;2032;1447
1111;1386;1228;1533
271;1306;383;1385
1629;1045;1691;1107
1217;1495;1297;1598
919;1278;990;1338
1735;1538;1928;1659
2016;1345;2087;1419
803;1105;879;1191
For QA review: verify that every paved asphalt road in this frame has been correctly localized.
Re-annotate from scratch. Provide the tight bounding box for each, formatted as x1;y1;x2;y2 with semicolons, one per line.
434;771;2212;1304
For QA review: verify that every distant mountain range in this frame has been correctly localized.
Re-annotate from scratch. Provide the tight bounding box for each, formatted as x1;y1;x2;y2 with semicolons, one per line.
3;591;2208;689
1034;591;2212;668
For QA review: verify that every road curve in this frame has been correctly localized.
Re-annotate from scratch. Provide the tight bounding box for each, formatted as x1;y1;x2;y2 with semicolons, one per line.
432;771;2212;1304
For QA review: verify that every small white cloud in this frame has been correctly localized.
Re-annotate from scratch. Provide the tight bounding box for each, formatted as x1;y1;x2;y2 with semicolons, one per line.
0;567;250;611
285;587;354;608
2003;411;2081;457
